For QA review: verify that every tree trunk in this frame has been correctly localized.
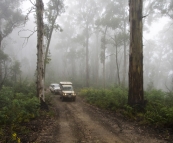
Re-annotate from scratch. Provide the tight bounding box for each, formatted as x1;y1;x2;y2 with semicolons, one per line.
36;0;45;102
86;22;89;87
122;7;127;87
115;45;120;86
95;30;99;87
103;51;105;89
128;0;144;106
122;35;127;87
0;34;2;84
102;26;107;89
44;14;58;80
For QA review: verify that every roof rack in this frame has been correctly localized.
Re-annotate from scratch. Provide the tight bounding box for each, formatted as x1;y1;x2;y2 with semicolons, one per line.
59;81;72;85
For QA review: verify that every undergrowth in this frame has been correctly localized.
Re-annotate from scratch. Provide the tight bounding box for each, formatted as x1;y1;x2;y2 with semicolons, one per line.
79;87;173;130
0;82;40;142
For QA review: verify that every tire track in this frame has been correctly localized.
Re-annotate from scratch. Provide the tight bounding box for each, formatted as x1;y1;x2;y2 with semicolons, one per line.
37;95;167;143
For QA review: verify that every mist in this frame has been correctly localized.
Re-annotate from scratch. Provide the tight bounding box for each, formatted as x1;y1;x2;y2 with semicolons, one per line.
1;0;173;91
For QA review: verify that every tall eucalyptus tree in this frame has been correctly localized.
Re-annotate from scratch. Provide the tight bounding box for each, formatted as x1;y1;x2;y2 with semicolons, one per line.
128;0;144;106
96;0;129;86
100;26;107;88
110;33;124;86
36;0;45;102
44;0;65;79
75;0;97;87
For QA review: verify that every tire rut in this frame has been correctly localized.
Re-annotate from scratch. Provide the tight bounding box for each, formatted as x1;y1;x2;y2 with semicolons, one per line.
64;100;125;143
35;95;167;143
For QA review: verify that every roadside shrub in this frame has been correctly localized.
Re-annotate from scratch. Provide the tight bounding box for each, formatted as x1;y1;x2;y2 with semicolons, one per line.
80;87;173;129
0;83;40;142
0;86;39;125
13;81;36;95
145;89;165;104
143;89;173;127
80;87;128;111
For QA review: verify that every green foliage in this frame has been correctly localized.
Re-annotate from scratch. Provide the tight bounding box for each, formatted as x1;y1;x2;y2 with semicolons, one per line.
80;87;173;129
0;85;39;125
142;90;173;127
80;87;128;111
13;81;37;96
0;82;40;142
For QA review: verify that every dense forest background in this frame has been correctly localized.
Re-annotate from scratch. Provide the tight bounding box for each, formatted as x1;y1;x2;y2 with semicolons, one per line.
1;0;173;142
1;0;173;90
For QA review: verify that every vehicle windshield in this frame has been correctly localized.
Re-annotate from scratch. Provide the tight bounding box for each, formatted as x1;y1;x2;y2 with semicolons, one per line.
62;86;73;91
54;84;59;87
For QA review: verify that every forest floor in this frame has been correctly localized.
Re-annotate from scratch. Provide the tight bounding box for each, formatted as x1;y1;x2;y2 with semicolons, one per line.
21;92;173;143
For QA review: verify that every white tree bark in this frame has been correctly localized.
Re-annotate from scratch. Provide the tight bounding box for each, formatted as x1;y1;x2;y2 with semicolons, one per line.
36;0;45;102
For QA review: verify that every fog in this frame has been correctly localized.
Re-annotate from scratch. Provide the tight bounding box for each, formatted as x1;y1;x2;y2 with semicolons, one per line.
1;0;173;91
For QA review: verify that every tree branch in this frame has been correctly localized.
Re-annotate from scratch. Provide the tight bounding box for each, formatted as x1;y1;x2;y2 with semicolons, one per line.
18;28;37;47
24;7;35;26
142;13;149;18
29;0;36;6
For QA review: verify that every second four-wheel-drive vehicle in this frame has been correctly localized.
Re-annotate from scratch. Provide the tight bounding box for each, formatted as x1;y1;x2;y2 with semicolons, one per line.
59;82;76;101
49;83;61;95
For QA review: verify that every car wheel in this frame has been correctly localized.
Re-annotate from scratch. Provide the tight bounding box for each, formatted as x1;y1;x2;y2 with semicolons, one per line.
73;97;76;102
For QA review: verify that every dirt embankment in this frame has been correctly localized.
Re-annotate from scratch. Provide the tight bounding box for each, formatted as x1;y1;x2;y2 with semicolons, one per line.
33;94;170;143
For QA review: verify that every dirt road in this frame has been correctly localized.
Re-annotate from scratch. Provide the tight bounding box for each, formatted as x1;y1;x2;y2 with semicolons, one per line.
35;95;167;143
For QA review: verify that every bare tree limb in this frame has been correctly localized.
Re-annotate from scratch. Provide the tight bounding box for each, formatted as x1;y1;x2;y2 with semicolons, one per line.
29;0;36;6
24;7;35;25
18;28;37;47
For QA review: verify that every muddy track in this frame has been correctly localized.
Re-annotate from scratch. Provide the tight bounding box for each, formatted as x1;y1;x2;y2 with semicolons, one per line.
35;95;167;143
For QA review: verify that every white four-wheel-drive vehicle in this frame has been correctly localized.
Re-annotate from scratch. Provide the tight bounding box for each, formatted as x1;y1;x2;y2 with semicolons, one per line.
59;82;76;101
49;83;61;95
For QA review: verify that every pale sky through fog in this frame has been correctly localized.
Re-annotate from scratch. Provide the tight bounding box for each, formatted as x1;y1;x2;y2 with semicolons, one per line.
21;0;168;41
144;17;170;40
